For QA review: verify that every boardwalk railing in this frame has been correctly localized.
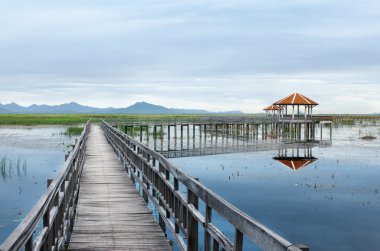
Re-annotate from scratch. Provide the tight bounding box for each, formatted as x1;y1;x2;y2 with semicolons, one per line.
101;120;308;251
0;122;91;251
108;115;271;127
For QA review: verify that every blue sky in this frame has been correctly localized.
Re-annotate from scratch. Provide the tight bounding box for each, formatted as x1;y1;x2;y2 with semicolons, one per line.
0;0;379;113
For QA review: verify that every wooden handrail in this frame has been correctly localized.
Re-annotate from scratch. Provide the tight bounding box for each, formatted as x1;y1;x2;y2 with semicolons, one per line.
107;115;272;126
101;120;308;251
0;122;91;251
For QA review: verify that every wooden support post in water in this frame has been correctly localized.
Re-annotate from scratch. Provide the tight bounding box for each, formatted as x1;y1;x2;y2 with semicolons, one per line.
329;123;332;142
174;178;180;235
47;178;54;187
234;229;244;251
154;128;157;150
187;188;199;251
25;236;33;251
142;176;149;203
199;124;202;144
193;125;197;148
192;124;196;145
43;179;54;250
146;126;149;145
158;198;167;237
187;124;190;141
173;125;177;150
204;124;207;148
215;124;218;144
204;205;212;251
168;125;171;150
180;125;184;143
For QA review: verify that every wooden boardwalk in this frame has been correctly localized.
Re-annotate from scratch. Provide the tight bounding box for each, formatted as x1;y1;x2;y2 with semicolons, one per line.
69;126;170;251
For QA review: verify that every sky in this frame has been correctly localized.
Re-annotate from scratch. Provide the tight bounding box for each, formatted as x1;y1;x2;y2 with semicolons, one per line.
0;0;379;114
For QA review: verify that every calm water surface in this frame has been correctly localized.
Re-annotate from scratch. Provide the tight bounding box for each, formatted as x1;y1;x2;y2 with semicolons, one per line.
0;126;78;243
1;122;379;250
170;122;380;251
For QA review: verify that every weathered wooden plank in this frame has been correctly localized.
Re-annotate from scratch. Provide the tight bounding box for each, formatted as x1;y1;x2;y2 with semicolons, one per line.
68;126;170;251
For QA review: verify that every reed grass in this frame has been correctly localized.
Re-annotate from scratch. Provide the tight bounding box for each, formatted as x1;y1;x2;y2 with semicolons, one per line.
0;114;202;126
361;135;377;140
64;127;84;136
0;155;27;180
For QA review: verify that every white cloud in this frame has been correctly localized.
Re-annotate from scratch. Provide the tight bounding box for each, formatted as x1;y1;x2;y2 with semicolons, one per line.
0;0;379;113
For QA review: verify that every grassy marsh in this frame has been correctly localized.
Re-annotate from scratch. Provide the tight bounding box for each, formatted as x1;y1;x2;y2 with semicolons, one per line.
0;114;203;126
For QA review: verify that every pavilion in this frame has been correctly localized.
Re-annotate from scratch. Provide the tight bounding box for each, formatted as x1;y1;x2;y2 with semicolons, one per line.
273;92;318;120
260;92;332;142
263;104;282;117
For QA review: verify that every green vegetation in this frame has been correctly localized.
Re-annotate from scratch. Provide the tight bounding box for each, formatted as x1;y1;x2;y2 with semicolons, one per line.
0;114;90;125
0;114;204;126
64;127;84;136
1;113;379;126
361;135;377;140
338;118;356;125
330;115;380;125
1;155;27;180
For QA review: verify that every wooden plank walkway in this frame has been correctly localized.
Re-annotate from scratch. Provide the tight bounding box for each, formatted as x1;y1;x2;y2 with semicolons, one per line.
69;125;170;251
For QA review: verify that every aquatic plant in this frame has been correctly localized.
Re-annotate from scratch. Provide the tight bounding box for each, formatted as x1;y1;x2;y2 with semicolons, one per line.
63;127;83;137
0;155;27;181
0;156;6;179
361;135;377;140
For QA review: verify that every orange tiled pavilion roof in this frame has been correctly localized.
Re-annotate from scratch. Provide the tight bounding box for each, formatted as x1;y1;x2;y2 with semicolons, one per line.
273;157;317;170
273;92;318;106
263;105;282;111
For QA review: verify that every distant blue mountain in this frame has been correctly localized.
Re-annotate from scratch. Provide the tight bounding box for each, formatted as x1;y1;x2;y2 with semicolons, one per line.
114;102;174;114
0;107;9;113
1;102;24;113
0;101;243;114
26;102;105;114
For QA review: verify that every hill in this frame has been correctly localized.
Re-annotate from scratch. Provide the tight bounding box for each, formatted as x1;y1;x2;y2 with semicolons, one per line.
0;101;243;114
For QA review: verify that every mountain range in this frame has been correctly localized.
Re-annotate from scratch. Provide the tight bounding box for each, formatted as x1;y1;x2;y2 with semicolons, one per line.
0;102;243;114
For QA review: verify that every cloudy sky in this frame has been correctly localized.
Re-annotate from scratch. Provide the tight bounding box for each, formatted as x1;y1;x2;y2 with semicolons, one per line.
0;0;379;113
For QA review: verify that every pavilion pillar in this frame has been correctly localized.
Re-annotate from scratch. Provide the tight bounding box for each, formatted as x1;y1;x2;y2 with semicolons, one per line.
304;106;307;119
297;105;300;119
292;105;295;120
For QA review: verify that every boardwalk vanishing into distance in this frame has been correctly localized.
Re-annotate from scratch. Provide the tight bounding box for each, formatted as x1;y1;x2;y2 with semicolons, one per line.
68;126;170;250
0;119;309;251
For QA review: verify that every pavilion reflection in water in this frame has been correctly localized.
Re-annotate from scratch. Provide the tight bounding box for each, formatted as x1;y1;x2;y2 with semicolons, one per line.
273;147;317;171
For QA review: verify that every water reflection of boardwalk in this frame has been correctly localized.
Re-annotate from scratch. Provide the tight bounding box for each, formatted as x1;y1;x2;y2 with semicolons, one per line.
69;126;170;250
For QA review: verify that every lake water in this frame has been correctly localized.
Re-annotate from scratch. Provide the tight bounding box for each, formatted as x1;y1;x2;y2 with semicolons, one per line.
0;126;78;243
170;121;380;251
1;121;379;250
